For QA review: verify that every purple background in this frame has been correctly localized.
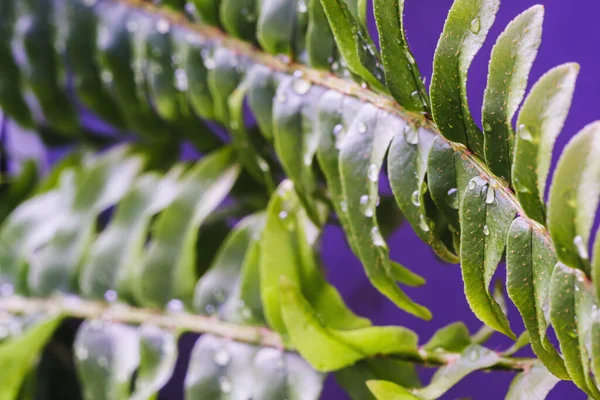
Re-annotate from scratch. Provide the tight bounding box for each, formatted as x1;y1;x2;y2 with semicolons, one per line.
320;0;597;398
12;0;597;398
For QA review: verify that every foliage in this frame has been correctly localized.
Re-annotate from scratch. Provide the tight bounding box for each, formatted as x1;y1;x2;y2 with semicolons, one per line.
0;0;599;398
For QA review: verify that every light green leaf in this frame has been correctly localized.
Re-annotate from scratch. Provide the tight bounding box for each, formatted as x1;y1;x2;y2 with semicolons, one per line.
319;0;385;90
339;103;430;320
548;121;600;275
514;63;579;224
373;0;428;112
423;322;472;353
482;6;543;182
0;314;62;400
259;181;370;335
431;0;500;156
367;380;420;400
279;277;418;372
460;176;516;338
414;344;500;399
336;359;420;400
506;217;568;378
135;147;239;308
505;361;560;400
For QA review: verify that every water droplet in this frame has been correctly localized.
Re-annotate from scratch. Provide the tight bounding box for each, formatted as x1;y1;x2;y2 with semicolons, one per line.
219;376;232;394
485;187;495;204
446;188;458;209
332;124;343;137
297;0;308;14
303;153;312;166
156;18;170;34
357;122;367;134
76;346;89;360
470;17;481;34
277;92;287;103
257;157;269;172
468;350;479;361
364;207;374;218
483;225;490;236
371;227;386;247
175;68;188;91
368;164;379;182
104;290;117;303
573;235;589;260
279;211;288;220
292;78;311;95
406;50;415;64
330;61;340;72
166;299;184;313
360;195;369;205
340;201;348;213
468;180;476;190
403;124;419;145
483;121;492;132
205;304;216;315
213;288;226;303
101;70;113;84
411;190;421;207
126;20;138;33
419;214;430;232
214;348;231;366
0;283;14;297
518;124;533;141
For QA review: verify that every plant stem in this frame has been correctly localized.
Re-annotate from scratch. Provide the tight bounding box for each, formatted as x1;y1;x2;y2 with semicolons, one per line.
118;0;555;248
0;295;535;371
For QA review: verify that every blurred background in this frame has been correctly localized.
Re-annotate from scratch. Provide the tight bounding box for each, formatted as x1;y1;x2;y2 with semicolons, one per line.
4;0;598;398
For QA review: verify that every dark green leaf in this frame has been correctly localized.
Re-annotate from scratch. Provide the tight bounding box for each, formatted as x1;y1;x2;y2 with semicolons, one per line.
514;63;579;224
506;217;568;378
373;0;428;112
431;0;500;156
482;6;543;182
460;176;516;338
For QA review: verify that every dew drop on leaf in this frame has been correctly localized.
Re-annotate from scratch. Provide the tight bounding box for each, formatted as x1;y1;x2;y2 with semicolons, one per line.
518;124;533;141
156;18;170;34
166;299;184;313
371;227;386;247
214;348;231;367
485;187;495;204
104;290;117;303
483;121;492;132
468;180;476;190
219;376;232;393
419;214;430;232
357;122;367;134
339;201;348;213
403;124;419;145
411;190;421;206
470;17;481;34
573;235;589;260
292;78;311;95
367;164;379;182
279;210;288;220
446;188;458;209
483;225;490;236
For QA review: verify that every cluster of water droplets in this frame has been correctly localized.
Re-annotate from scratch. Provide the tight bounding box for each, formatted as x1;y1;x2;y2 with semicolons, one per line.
573;235;589;260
